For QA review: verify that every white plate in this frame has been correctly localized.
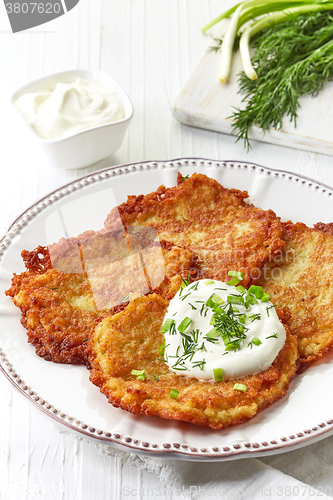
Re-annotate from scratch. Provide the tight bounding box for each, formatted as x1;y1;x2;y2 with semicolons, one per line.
1;158;333;462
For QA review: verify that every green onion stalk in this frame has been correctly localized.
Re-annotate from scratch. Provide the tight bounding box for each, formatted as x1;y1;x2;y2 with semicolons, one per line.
203;0;333;82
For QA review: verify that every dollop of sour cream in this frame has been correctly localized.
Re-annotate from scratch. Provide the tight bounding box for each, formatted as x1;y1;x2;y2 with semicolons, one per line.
14;78;125;140
162;279;286;382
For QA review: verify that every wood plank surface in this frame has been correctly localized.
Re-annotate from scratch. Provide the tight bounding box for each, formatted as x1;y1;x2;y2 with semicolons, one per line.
173;21;333;156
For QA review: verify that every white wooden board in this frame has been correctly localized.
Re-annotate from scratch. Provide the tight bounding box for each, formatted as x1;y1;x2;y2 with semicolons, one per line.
173;37;333;155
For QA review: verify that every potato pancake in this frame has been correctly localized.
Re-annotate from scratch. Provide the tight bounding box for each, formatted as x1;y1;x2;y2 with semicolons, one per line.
6;172;307;430
88;294;299;430
104;173;285;286
6;234;195;364
256;221;333;364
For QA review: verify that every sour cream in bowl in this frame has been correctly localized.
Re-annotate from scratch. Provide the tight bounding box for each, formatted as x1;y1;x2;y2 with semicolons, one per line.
11;69;133;169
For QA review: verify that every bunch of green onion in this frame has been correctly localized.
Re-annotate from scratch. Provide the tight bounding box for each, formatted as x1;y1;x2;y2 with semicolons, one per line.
202;0;333;82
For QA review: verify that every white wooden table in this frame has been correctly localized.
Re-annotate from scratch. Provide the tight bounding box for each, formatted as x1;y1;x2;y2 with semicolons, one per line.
1;1;333;498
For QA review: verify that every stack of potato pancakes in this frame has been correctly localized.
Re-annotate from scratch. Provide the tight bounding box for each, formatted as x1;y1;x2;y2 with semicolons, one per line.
6;173;333;429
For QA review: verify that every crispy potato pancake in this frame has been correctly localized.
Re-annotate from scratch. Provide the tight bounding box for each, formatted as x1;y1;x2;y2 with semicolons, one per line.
256;221;333;364
6;235;195;365
89;294;299;430
104;173;285;286
6;245;115;364
8;173;319;430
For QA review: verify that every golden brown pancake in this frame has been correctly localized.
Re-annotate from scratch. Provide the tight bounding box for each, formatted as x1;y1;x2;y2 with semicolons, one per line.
256;221;333;364
6;233;195;365
88;294;299;430
6;172;306;430
104;173;285;286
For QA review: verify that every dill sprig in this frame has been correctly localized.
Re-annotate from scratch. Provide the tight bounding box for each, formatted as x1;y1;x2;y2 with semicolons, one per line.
172;328;198;371
208;37;223;52
192;359;206;371
199;301;250;351
230;11;333;149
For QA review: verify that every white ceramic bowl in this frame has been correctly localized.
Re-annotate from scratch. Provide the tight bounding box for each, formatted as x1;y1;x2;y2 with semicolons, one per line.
11;69;133;169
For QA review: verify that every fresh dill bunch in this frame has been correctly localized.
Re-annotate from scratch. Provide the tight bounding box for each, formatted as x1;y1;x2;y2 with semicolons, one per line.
230;11;333;149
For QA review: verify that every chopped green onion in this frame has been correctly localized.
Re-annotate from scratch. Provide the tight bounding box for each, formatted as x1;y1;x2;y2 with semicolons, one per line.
213;368;224;382
247;285;263;299
121;294;130;303
252;337;262;346
246;292;258;305
178;317;192;333
209;316;216;325
160;318;175;333
228;270;244;280
233;383;248;392
169;388;179;399
236;285;247;294
227;295;244;306
222;333;230;346
204;280;215;286
205;293;224;313
131;369;145;376
228;271;244;281
82;338;88;343
211;293;224;305
205;295;217;308
158;339;166;356
261;292;270;302
238;314;246;324
225;342;236;351
227;277;240;286
131;369;146;381
206;293;223;309
152;375;159;382
206;327;219;338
